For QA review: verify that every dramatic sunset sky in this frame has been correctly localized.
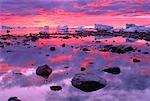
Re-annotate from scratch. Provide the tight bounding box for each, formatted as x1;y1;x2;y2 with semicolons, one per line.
0;0;150;27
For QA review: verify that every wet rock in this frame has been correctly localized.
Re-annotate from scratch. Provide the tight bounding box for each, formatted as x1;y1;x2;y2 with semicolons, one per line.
50;47;56;51
100;45;135;54
71;73;106;92
71;45;74;48
46;54;50;56
137;49;141;52
12;71;23;75
89;62;94;64
6;50;12;52
125;46;134;51
102;67;120;74
31;36;39;41
6;30;10;33
64;66;69;69
62;43;65;47
36;64;52;79
133;58;140;63
8;97;21;101
50;86;62;91
82;48;90;51
142;52;149;54
6;42;11;45
0;44;4;48
81;67;86;71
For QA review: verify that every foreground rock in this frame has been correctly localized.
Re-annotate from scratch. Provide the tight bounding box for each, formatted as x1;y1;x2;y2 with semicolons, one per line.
8;97;21;101
102;67;120;74
36;64;52;79
50;86;62;91
71;73;106;92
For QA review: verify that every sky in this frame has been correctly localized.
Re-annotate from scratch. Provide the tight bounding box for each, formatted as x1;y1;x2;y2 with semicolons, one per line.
0;0;150;27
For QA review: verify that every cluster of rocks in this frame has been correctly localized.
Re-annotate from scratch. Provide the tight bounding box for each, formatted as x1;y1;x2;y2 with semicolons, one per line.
35;64;121;92
99;44;135;54
71;67;121;92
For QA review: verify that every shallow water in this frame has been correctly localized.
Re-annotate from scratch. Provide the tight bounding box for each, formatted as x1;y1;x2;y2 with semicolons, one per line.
0;33;150;101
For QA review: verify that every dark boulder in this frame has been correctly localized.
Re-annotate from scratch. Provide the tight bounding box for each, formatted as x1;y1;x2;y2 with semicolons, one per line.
36;64;52;79
71;73;106;92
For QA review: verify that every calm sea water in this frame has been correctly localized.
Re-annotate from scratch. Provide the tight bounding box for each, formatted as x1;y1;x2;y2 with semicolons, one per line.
0;30;150;101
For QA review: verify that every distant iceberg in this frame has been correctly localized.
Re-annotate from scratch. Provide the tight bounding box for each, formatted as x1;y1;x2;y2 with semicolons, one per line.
123;24;150;33
57;25;69;33
75;26;85;33
94;24;113;32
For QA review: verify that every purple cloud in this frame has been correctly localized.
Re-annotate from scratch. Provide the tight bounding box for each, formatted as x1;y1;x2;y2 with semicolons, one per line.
0;0;150;16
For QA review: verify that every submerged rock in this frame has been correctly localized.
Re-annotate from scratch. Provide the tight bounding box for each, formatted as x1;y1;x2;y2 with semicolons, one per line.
8;97;21;101
50;86;62;91
36;64;52;79
102;67;120;74
71;73;106;92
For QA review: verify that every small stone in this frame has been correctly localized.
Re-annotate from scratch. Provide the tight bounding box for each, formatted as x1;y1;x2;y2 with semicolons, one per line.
102;67;120;74
50;47;56;51
142;52;149;54
6;50;12;52
50;86;62;91
133;58;140;63
81;67;86;71
82;48;90;51
137;49;141;52
62;43;65;47
64;66;69;69
46;54;50;56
